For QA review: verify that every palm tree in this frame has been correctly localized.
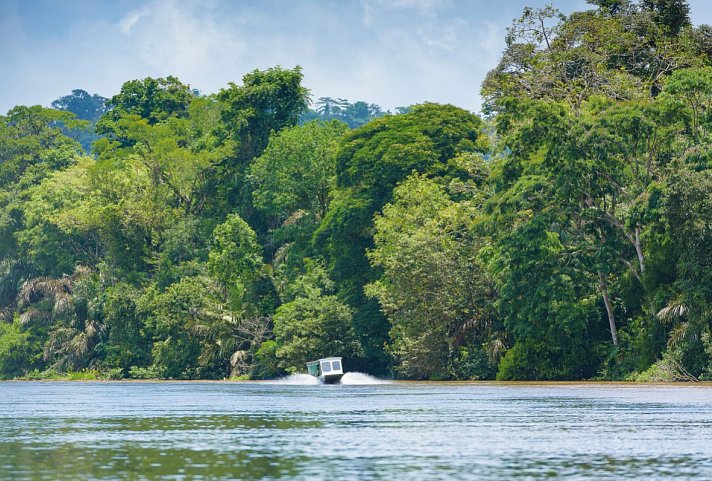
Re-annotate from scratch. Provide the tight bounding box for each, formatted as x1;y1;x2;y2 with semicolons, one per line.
0;259;34;322
17;266;106;371
190;281;270;377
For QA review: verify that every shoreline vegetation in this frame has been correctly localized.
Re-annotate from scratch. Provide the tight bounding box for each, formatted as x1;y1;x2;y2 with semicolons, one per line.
3;373;712;387
1;0;711;383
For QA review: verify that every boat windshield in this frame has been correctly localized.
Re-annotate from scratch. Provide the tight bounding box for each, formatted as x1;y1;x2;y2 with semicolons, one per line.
331;360;341;371
321;362;332;373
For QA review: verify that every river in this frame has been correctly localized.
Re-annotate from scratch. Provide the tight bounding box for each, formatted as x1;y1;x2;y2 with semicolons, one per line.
1;378;711;480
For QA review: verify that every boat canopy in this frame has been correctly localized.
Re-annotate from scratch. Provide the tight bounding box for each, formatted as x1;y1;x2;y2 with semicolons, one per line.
306;357;343;378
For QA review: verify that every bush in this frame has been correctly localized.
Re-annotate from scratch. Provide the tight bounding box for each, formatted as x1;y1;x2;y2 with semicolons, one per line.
22;369;62;380
251;340;284;379
450;345;496;380
274;292;360;372
0;321;32;379
129;365;164;379
103;368;125;380
496;340;557;381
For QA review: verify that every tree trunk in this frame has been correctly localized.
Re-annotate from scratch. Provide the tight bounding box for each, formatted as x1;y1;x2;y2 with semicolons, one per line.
634;225;646;276
598;271;619;347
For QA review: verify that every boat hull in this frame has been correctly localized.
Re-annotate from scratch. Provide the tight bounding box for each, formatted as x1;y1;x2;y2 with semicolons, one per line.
320;373;344;384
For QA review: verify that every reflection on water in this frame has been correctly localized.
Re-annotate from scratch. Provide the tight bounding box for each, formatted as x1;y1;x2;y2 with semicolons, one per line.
1;381;711;480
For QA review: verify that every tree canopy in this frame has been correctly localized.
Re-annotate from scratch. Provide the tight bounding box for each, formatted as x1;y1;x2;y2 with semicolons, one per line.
1;0;711;382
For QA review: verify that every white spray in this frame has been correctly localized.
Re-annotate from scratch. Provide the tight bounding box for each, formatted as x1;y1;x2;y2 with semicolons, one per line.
339;372;390;385
268;373;320;385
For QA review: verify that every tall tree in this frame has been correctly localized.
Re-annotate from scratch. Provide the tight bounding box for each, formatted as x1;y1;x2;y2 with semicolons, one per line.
367;174;499;379
316;103;488;371
215;66;310;223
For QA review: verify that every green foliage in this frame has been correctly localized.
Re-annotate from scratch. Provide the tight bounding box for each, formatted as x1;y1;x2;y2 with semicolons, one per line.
129;365;164;380
251;340;283;379
273;266;360;372
367;174;499;379
2;6;711;382
0;106;81;192
218;66;309;164
301;97;389;128
496;340;559;381
51;89;108;153
52;89;108;122
250;120;348;222
102;283;150;374
450;345;496;381
19;368;111;381
316;103;487;371
208;213;269;313
97;76;193;134
641;0;691;35
483;0;704;114
0;320;31;379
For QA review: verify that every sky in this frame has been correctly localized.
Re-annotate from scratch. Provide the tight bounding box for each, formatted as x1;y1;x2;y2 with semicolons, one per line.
2;0;712;115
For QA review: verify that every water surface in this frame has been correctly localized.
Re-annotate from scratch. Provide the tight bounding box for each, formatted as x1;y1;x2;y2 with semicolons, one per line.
1;380;711;480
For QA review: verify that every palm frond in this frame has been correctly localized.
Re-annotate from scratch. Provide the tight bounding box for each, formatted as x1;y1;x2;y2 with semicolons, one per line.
486;337;507;364
53;294;73;317
18;276;72;307
656;293;688;323
667;322;690;349
19;308;52;326
273;243;293;269
657;304;688;322
282;209;307;227
0;308;13;323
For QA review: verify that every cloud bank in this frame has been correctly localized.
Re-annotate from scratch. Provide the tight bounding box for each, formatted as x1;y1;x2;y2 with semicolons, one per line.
1;0;711;114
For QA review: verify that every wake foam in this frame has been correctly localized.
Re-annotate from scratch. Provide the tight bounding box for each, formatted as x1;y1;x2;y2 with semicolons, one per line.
269;373;320;385
339;372;390;385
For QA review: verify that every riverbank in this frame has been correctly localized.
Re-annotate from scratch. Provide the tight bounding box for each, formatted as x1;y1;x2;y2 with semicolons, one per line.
4;376;712;387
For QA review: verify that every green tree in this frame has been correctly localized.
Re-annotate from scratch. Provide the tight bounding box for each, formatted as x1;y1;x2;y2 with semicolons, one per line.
215;66;310;229
137;277;207;379
219;66;310;163
208;214;264;294
16;267;106;373
302;97;387;128
367;174;500;379
273;263;359;372
0;320;32;379
482;2;704;114
316;103;488;372
102;283;151;374
250;120;348;223
249;119;349;280
51;89;108;153
51;89;108;122
97;76;193;128
641;0;691;35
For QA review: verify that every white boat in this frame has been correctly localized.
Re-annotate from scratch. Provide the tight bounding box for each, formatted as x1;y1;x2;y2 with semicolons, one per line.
306;357;344;384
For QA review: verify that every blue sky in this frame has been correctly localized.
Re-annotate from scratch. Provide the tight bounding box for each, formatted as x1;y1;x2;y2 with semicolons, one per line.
2;0;712;115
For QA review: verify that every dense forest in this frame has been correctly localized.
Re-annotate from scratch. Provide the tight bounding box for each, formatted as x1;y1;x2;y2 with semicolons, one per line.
0;0;710;381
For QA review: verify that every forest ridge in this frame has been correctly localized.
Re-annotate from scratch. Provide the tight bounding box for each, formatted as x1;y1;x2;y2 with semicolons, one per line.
0;0;710;381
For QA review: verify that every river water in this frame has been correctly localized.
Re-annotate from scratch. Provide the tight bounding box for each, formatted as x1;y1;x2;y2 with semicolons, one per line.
1;379;711;480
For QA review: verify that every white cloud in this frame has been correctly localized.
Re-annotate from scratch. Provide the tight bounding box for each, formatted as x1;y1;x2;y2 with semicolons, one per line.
118;6;151;34
418;18;468;50
363;0;448;13
11;0;710;116
360;0;449;27
127;1;247;78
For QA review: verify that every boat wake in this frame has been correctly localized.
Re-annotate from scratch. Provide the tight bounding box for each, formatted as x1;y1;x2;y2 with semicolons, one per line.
339;372;390;385
268;372;389;385
269;373;320;385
